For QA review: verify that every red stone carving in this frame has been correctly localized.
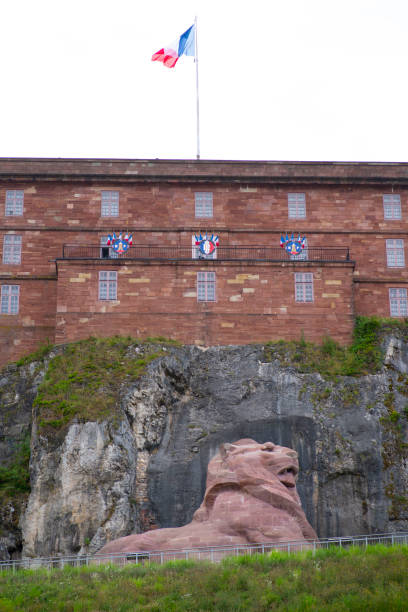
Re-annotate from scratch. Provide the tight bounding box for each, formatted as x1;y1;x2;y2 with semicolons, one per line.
98;439;317;556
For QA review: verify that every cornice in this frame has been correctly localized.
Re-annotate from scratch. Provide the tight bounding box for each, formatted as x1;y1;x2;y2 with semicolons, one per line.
1;158;408;186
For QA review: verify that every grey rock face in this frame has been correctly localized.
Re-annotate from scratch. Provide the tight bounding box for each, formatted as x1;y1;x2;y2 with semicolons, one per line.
0;357;52;560
145;344;407;538
134;341;407;540
2;338;408;559
21;420;139;557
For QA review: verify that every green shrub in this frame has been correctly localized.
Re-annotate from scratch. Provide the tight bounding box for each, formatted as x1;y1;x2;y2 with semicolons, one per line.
263;316;400;379
321;336;339;357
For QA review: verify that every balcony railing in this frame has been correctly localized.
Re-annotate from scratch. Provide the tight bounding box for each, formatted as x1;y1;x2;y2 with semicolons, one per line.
61;245;351;262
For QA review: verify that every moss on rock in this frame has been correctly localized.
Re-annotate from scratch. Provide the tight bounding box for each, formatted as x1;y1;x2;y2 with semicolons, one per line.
33;336;165;435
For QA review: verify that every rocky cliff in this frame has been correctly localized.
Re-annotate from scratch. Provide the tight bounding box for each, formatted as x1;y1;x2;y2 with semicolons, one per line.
1;332;407;560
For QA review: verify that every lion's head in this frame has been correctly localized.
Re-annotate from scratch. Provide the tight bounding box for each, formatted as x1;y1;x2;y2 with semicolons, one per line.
193;439;310;526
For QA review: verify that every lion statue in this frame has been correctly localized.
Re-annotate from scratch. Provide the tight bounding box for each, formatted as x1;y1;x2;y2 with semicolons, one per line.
97;439;317;556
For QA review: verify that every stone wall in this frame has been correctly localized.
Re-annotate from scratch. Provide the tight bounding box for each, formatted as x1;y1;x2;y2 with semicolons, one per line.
54;260;354;346
0;279;56;365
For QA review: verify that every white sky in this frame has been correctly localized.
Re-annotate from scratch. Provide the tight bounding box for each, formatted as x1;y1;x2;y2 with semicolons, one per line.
1;0;407;162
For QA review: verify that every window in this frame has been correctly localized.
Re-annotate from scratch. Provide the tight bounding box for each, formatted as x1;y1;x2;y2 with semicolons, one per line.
383;194;401;220
389;288;408;317
2;235;22;264
191;235;217;260
101;191;119;217
295;273;313;302
290;237;308;261
100;236;118;259
99;271;117;300
1;285;19;314
288;193;306;219
5;190;24;216
386;239;405;267
195;192;213;218
197;271;216;301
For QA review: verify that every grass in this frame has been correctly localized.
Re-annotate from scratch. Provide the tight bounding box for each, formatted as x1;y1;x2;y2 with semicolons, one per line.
32;336;165;436
0;545;407;611
263;316;408;379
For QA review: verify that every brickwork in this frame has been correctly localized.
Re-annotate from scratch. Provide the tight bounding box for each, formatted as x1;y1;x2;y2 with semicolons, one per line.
354;282;408;318
0;158;407;366
0;279;56;364
1;182;408;234
54;260;354;346
0;227;406;282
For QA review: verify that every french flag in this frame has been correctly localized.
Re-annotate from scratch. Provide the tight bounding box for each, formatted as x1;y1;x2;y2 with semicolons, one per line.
152;24;195;68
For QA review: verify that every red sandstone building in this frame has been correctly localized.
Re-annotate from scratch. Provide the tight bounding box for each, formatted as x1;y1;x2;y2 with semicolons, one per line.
0;158;407;366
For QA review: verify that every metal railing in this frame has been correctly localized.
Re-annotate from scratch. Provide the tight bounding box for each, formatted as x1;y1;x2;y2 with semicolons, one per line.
61;244;351;262
1;532;407;572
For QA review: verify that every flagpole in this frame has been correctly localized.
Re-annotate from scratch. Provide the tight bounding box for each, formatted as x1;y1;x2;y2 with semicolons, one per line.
195;15;200;160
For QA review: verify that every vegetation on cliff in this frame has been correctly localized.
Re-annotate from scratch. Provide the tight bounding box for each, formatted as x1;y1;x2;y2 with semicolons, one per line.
0;545;407;611
32;336;173;434
264;316;408;379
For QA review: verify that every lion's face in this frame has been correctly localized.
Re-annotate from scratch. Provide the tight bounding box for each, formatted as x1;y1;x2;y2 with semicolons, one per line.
256;442;299;489
205;439;302;505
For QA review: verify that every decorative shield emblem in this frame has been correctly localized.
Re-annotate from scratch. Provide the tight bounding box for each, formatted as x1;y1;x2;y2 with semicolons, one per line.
107;232;133;254
195;232;219;256
280;233;306;255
